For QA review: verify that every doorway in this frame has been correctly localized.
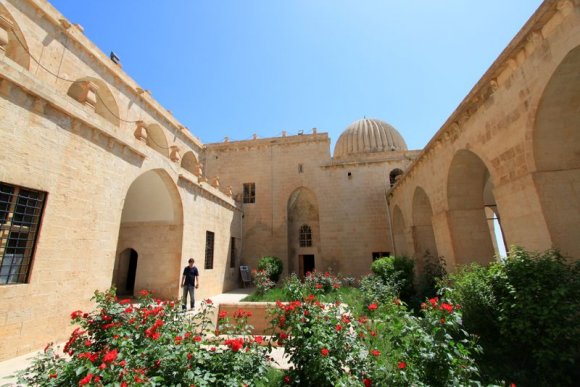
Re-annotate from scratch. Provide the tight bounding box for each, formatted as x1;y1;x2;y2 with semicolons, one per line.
299;255;315;278
114;248;138;296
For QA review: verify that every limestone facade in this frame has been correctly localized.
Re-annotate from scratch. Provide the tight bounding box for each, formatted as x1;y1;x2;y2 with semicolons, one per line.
0;0;579;362
0;0;241;360
387;0;580;269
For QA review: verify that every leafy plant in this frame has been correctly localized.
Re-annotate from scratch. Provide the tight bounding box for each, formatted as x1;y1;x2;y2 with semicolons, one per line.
253;269;276;295
371;256;415;303
257;256;284;283
15;288;271;386
445;247;580;386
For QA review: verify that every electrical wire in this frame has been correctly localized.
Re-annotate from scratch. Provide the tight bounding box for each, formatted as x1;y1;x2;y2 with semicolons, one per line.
8;26;173;132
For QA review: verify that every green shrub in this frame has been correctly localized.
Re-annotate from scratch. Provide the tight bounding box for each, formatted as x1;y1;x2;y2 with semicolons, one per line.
359;274;398;307
416;253;447;302
257;256;283;283
445;247;580;386
371;256;415;303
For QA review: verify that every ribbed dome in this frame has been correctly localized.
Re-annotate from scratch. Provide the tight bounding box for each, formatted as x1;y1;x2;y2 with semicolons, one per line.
334;118;407;158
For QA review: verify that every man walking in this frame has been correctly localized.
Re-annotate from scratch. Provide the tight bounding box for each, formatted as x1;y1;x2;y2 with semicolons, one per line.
181;258;199;310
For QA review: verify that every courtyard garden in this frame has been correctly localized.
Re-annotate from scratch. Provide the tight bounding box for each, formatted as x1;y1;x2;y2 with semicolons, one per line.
11;248;579;386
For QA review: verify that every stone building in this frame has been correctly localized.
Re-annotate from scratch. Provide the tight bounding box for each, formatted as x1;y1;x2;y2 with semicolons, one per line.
0;0;578;361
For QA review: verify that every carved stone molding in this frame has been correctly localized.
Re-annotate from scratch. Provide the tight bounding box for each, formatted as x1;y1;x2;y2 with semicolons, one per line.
169;145;181;162
133;120;147;142
0;15;13;54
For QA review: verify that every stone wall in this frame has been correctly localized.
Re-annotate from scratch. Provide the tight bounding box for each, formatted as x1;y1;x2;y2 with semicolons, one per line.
0;0;242;361
388;0;580;266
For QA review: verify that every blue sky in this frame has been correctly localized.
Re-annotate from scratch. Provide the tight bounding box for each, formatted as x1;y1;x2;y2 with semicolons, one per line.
49;1;543;151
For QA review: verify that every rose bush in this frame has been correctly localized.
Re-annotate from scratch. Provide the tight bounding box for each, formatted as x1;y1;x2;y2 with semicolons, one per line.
16;288;271;386
270;290;482;386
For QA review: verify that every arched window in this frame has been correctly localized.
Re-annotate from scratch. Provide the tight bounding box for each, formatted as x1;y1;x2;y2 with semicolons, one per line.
299;224;312;247
390;168;403;187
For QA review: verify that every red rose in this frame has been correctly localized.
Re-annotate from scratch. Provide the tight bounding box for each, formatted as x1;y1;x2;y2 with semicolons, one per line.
398;361;406;369
103;349;118;363
368;303;378;311
321;348;329;356
79;373;93;386
371;349;380;357
70;310;83;319
363;378;372;387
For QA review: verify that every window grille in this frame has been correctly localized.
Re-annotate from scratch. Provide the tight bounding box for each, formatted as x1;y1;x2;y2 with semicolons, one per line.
230;237;236;268
243;183;255;203
299;224;312;247
1;182;46;285
204;231;215;269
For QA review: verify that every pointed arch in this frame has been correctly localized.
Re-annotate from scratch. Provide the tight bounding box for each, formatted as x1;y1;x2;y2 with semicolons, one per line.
67;77;120;127
389;168;404;187
533;44;580;258
145;124;169;158
412;186;438;263
287;187;320;276
0;5;30;70
181;151;199;176
114;169;183;298
447;150;496;265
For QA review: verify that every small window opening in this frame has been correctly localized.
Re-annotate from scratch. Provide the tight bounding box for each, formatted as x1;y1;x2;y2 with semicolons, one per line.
299;224;312;247
243;183;256;203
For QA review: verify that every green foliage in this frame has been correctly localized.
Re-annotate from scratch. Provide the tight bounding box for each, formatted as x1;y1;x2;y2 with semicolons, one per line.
257;256;284;283
253;269;276;295
303;270;342;295
416;253;447;302
269;293;481;386
445;247;580;386
359;274;399;307
15;288;271;386
371;256;415;303
282;272;303;300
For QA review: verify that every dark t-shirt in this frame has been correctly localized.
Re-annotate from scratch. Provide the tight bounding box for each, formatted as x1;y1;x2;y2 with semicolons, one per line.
182;266;199;286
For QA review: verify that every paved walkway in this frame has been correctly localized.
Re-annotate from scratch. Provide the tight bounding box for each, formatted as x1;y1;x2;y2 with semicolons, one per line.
0;288;289;386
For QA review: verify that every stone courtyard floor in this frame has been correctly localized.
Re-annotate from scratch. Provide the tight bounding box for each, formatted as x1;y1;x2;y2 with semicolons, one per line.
0;287;290;386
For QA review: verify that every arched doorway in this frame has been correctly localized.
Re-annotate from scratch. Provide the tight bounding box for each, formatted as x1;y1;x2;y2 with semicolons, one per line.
447;150;496;265
412;187;438;273
533;45;580;258
112;248;138;296
287;187;320;277
392;205;408;256
114;170;183;298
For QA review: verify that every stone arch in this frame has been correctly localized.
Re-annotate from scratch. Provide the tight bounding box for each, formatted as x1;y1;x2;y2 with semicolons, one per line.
392;205;408;256
532;44;580;258
181;151;199;176
114;169;183;298
447;149;496;265
412;186;438;272
287;187;320;276
0;5;30;70
67;77;120;127
146;124;169;158
389;168;404;187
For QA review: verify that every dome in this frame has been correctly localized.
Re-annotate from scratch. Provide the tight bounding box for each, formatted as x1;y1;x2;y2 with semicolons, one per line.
334;118;407;159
